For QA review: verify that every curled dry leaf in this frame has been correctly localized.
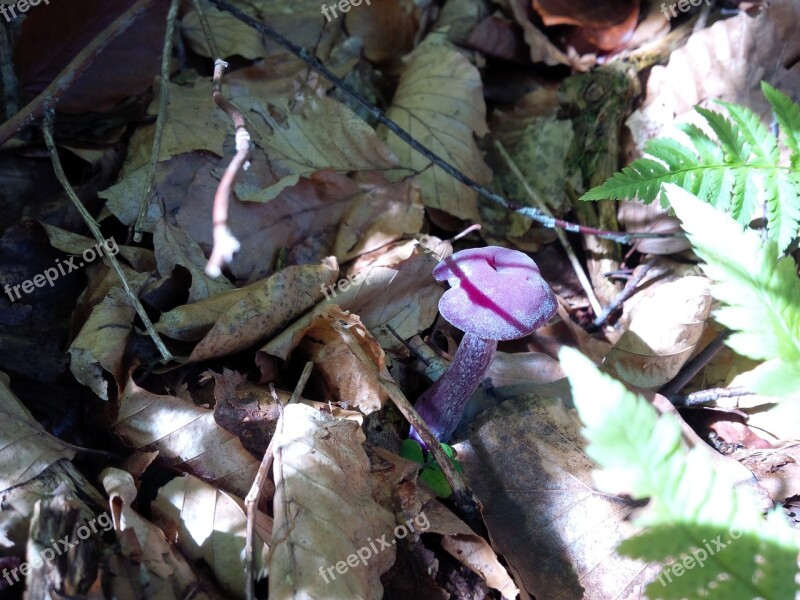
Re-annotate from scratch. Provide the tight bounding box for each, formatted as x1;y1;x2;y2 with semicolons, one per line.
0;373;75;491
422;500;519;599
112;378;261;499
299;306;389;414
380;33;492;222
69;286;140;401
187;263;339;363
626;3;800;150
156;262;335;343
270;403;396;600
265;238;446;359
100;468;219;599
603;276;712;389
153;262;330;356
506;0;570;66
455;394;660;599
153;474;271;600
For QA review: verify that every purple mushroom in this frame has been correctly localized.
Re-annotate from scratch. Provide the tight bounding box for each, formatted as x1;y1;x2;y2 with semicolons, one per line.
410;246;558;446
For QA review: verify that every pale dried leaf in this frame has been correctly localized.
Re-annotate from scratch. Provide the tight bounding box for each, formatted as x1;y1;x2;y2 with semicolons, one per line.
264;239;446;359
0;374;75;491
423;500;519;599
188;264;339;363
153;474;271;599
155;264;334;342
69;287;140;401
603;276;712;389
381;34;492;222
100;468;217;599
456;395;660;598
487;351;566;387
270;404;396;600
40;223;155;272
627;4;800;150
113;379;260;499
234;93;400;201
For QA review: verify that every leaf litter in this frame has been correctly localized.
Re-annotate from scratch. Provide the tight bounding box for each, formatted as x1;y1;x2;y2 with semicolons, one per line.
0;0;798;598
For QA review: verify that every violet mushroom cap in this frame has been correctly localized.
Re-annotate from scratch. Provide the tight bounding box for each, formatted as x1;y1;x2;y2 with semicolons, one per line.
410;247;557;447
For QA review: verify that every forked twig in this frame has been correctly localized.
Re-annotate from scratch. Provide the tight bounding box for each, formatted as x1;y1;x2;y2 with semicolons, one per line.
42;112;172;363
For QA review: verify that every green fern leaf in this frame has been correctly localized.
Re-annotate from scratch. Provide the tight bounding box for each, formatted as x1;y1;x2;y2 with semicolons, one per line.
665;184;800;394
583;84;800;250
762;81;800;170
715;100;778;163
559;347;800;599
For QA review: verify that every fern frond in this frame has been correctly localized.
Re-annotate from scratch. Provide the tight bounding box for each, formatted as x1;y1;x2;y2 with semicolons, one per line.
583;84;800;251
559;347;800;600
666;185;800;394
762;82;800;170
715;101;778;163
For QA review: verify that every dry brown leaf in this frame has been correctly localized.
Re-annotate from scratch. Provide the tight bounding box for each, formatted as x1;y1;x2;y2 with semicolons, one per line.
455;394;660;598
264;238;446;359
234;93;400;201
380;33;492;222
626;3;800;151
153;217;235;303
112;379;260;499
345;0;431;63
68;286;143;401
506;0;570;66
100;468;220;599
617;200;691;255
422;500;519;599
299;306;389;414
0;373;75;492
153;474;271;599
40;223;156;272
532;0;639;51
156;263;335;343
270;403;396;600
187;263;338;363
486;350;565;387
603;276;712;389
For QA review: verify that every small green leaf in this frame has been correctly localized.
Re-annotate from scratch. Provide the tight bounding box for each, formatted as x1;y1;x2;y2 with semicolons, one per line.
400;439;424;464
420;468;452;497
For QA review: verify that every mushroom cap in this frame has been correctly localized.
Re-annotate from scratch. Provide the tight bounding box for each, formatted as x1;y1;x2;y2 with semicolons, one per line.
433;246;557;341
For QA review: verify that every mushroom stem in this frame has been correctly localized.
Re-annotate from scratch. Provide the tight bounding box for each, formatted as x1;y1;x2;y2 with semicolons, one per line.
410;333;497;447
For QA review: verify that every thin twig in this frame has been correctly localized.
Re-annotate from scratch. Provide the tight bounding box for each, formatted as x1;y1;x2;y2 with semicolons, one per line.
671;386;755;408
244;362;313;600
659;330;731;398
205;0;681;245
495;140;603;316
42;112;172;363
132;0;180;244
588;257;661;331
0;0;161;146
